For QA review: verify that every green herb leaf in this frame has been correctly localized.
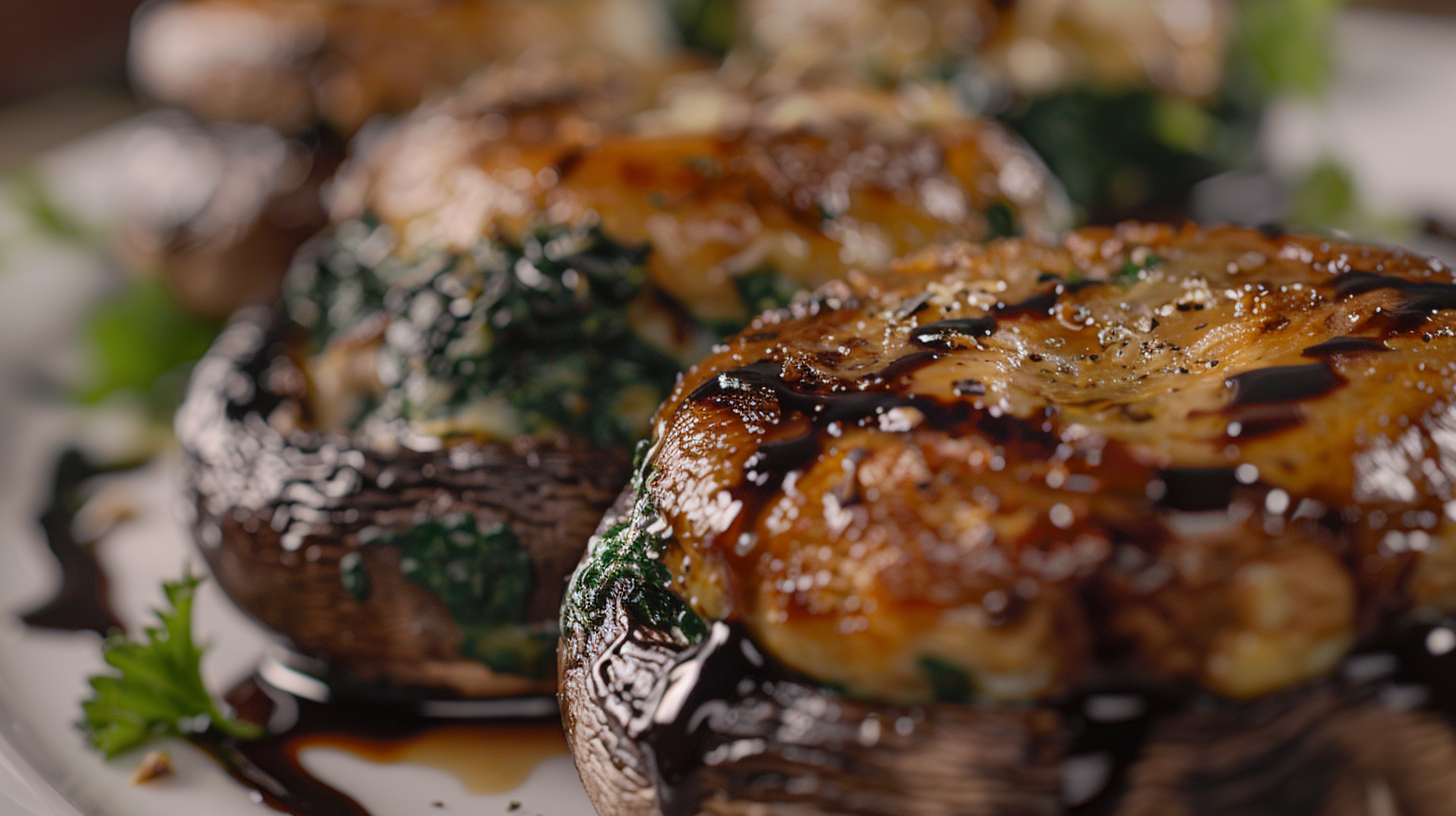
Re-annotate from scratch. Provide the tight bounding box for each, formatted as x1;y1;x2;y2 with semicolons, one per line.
300;222;688;448
9;169;93;243
1232;0;1347;98
79;278;221;418
668;0;739;57
79;572;261;758
1117;253;1163;286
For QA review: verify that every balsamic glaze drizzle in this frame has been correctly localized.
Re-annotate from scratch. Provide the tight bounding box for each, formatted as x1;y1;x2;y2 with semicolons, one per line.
203;674;561;816
690;355;1060;495
1300;336;1389;358
1224;363;1346;408
596;238;1456;816
1329;269;1456;330
633;621;779;816
1155;468;1239;513
911;317;997;349
20;449;130;636
604;605;1456;816
996;289;1061;318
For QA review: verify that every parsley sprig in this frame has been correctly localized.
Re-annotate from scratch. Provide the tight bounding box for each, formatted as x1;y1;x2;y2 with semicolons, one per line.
79;573;261;758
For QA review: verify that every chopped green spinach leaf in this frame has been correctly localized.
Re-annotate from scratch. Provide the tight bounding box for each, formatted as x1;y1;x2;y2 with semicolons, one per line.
1117;253;1163;286
364;515;555;678
668;0;739;57
303;222;689;447
562;466;707;644
984;201;1021;240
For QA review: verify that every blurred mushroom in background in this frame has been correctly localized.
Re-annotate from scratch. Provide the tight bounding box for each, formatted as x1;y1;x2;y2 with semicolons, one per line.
676;0;1348;224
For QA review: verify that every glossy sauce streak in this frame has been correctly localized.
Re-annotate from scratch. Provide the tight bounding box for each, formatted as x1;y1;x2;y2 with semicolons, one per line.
202;676;566;816
20;449;127;636
1224;363;1345;408
1300;336;1389;358
635;621;773;816
1329;270;1456;330
995;289;1061;318
691;355;1049;493
908;281;1081;350
911;317;997;349
609;610;1456;816
1155;468;1239;512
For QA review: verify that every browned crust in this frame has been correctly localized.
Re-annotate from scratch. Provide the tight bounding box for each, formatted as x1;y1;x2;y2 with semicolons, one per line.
178;306;630;696
638;223;1456;702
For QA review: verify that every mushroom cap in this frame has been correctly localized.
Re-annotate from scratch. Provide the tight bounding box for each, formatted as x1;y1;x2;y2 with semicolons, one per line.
179;306;630;696
176;80;1066;697
559;224;1456;814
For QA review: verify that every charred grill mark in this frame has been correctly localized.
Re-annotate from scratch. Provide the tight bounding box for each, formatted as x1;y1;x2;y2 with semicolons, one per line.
1300;337;1390;358
685;354;1070;576
911;317;997;349
1223;404;1305;439
1218;362;1345;437
567;226;1456;816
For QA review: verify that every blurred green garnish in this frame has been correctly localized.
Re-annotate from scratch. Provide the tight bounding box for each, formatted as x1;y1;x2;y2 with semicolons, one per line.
9;170;92;244
669;0;739;57
79;277;221;419
80;572;260;758
1233;0;1346;98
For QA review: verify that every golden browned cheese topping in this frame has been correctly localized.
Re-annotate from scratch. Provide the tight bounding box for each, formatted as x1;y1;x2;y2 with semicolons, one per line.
339;94;1065;325
643;224;1456;703
301;82;1064;447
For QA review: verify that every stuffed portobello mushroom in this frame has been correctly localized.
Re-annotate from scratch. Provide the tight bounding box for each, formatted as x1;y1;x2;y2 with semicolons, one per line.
130;0;676;133
177;84;1066;698
560;223;1456;815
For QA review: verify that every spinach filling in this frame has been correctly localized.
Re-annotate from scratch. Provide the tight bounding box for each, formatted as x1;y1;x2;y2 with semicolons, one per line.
1117;253;1164;286
562;443;707;644
357;514;556;679
732;266;801;315
919;656;976;703
288;220;689;448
